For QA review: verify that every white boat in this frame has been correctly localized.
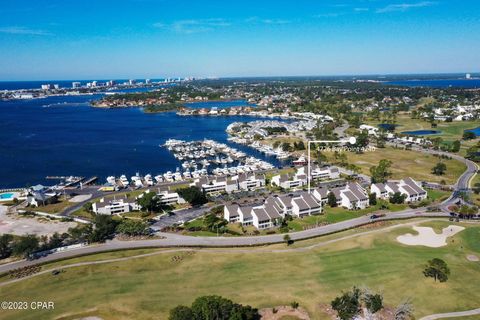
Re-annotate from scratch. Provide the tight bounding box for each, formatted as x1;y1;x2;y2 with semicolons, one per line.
106;176;116;184
174;172;183;181
134;179;143;189
144;174;154;186
119;175;129;187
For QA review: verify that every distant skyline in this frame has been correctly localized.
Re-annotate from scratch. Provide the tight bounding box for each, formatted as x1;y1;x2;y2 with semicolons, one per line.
0;0;479;80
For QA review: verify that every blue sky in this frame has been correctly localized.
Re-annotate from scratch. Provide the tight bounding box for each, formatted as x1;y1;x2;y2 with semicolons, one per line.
0;0;479;80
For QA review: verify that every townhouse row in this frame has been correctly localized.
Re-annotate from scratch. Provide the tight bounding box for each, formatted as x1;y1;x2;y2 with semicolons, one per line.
224;191;322;229
92;188;185;215
191;173;266;194
271;166;340;189
224;177;427;230
370;177;428;202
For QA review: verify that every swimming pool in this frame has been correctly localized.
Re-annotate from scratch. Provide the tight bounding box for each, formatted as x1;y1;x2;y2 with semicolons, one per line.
0;192;14;201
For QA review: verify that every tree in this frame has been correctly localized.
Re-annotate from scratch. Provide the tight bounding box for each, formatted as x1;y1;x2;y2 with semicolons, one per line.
188;295;259;320
83;202;93;213
0;234;13;259
137;192;163;213
40;232;65;251
370;159;393;183
364;293;383;313
116;219;149;236
90;215;118;242
12;234;39;257
296;141;305;150
177;187;208;206
390;192;407;204
432;162;447;176
369;193;377;206
473;182;480;194
281;142;291;152
331;287;361;320
354;130;369;153
463;131;476;140
327;192;337;207
451;140;461;153
169;306;193;320
203;213;228;232
68;224;93;243
423;258;450;282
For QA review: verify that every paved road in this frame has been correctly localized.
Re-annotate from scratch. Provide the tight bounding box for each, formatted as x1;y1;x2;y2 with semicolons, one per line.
419;308;480;320
0;146;475;274
0;209;446;274
0;218;432;287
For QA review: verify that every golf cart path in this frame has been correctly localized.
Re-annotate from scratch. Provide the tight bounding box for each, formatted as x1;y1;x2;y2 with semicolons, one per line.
0;218;434;288
419;307;480;320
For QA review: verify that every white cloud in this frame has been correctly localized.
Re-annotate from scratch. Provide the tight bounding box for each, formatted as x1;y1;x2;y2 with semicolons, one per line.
376;1;436;13
354;7;370;12
0;26;52;36
154;18;230;34
245;17;291;25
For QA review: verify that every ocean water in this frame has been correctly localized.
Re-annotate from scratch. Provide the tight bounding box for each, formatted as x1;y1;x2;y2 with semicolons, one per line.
386;79;480;88
0;95;283;188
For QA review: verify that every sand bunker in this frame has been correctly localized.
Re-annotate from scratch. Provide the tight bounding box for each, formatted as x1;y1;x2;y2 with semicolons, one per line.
396;225;465;248
467;255;479;262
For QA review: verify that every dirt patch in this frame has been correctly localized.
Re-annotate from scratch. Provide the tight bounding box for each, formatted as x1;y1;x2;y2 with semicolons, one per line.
467;254;479;262
260;306;310;320
316;304;396;320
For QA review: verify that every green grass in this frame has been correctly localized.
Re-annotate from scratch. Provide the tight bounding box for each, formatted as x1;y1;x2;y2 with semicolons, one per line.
2;220;478;320
367;114;480;142
427;189;451;202
70;207;94;220
328;146;466;185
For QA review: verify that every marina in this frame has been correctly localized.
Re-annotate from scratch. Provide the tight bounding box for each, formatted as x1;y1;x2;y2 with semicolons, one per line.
0;96;283;188
163;139;274;177
65;138;276;191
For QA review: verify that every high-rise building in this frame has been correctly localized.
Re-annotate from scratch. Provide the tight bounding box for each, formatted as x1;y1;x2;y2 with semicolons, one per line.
41;84;52;90
92;81;98;87
72;82;81;88
145;79;151;84
129;79;136;85
53;84;60;89
466;73;471;79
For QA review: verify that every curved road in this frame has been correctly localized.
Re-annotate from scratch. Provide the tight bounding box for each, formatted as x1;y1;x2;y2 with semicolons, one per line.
0;218;433;287
0;148;476;274
419;308;480;320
